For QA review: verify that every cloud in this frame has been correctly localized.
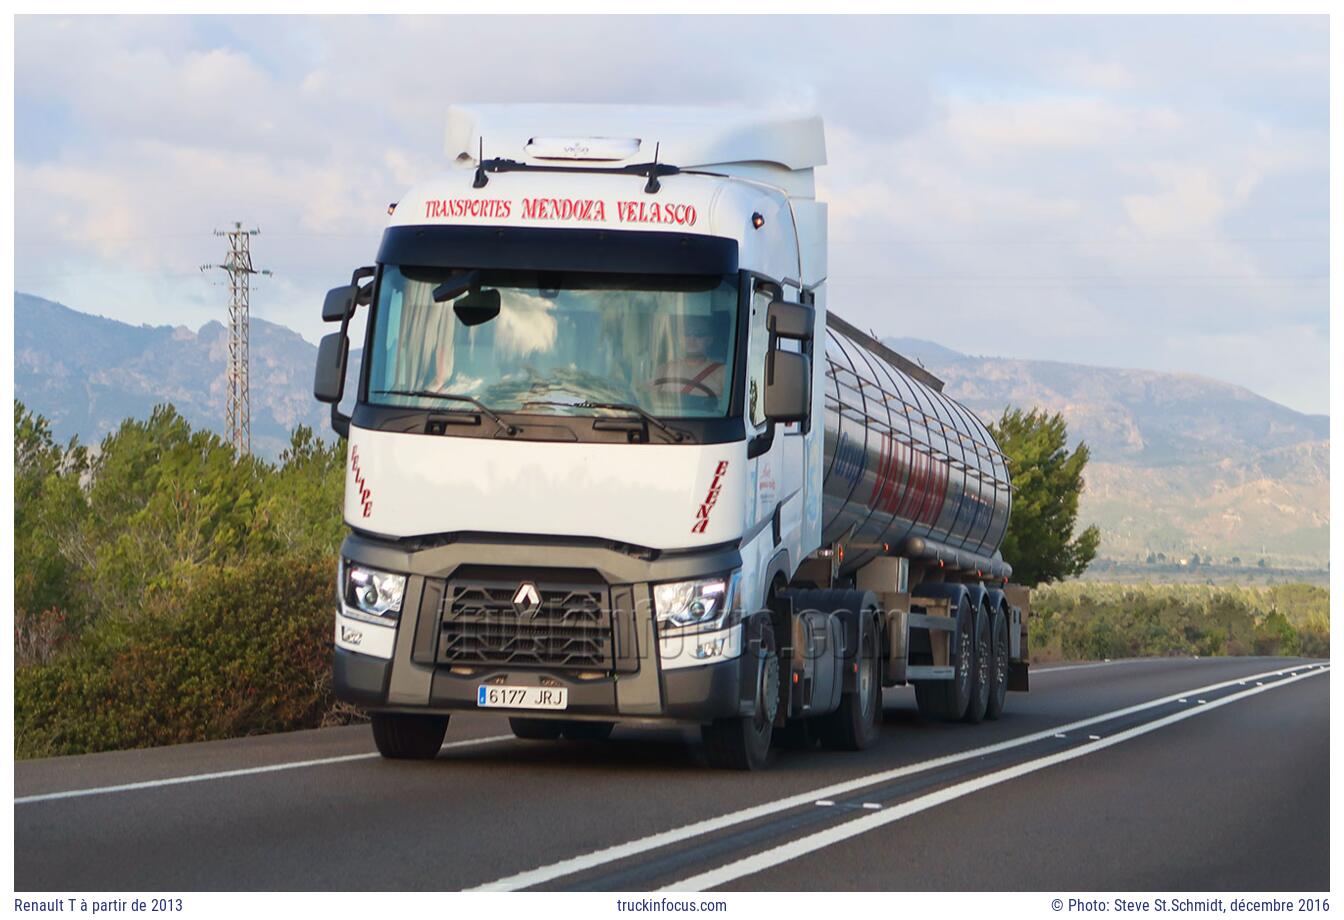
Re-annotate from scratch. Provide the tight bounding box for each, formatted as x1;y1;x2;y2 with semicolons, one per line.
13;14;1330;415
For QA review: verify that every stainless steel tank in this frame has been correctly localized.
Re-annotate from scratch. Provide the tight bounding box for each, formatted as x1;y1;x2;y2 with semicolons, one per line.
819;314;1013;576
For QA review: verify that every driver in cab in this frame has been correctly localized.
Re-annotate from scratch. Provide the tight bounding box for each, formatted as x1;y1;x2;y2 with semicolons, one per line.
648;314;728;401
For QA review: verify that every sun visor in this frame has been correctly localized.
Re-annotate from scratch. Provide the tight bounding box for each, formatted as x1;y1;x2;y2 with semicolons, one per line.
377;225;739;276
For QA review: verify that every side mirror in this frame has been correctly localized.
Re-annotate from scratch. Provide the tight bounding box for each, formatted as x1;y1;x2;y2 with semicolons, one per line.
323;285;358;323
314;332;349;404
454;288;501;327
767;300;814;341
764;350;810;423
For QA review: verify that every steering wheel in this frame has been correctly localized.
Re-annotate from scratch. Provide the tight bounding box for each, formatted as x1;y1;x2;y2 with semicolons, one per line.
652;376;719;398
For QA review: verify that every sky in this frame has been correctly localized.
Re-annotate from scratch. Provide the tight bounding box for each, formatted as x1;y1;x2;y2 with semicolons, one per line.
13;14;1330;414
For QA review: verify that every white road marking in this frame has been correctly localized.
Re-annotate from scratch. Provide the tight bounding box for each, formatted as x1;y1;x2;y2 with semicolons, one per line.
815;800;834;807
1033;660;1128;674
15;734;514;805
861;803;881;810
1087;735;1101;740
664;666;1328;891
471;662;1319;891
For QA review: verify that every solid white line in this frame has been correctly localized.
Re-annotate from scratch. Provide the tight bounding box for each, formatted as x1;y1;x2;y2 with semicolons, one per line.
664;666;1328;891
1033;660;1133;674
14;734;514;804
470;662;1319;891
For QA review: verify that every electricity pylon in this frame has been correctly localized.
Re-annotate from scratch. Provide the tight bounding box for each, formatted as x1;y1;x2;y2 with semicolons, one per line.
201;223;271;455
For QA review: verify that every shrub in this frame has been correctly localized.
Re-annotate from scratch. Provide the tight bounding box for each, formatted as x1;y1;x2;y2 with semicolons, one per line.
1030;582;1329;663
15;553;342;758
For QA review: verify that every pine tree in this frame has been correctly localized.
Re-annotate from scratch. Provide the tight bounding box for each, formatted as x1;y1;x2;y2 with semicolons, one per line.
989;408;1100;587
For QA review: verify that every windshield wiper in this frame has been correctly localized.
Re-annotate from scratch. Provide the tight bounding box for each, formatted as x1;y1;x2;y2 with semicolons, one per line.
375;389;518;435
521;400;687;443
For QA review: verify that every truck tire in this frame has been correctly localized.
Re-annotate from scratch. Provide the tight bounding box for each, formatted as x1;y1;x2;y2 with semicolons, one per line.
509;718;564;740
371;712;450;759
914;594;973;722
562;721;615;741
817;613;882;751
985;605;1009;721
702;616;779;770
963;603;991;724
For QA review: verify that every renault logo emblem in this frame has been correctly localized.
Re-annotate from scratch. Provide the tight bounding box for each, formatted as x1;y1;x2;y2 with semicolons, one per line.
512;582;542;616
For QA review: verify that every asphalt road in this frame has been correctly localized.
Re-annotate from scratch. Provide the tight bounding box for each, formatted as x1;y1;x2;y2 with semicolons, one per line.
14;656;1330;891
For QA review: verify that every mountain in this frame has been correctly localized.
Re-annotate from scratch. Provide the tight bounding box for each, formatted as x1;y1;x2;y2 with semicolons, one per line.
14;292;357;459
13;292;1328;568
882;337;1329;568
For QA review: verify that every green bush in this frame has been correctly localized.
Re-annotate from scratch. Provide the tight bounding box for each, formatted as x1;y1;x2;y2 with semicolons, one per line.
1030;582;1329;663
15;554;341;759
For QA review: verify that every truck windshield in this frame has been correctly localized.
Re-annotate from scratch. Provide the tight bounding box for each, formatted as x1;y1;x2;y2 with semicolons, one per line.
365;266;740;419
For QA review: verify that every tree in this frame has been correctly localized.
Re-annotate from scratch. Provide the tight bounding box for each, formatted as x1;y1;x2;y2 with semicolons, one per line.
988;408;1100;587
14;402;90;622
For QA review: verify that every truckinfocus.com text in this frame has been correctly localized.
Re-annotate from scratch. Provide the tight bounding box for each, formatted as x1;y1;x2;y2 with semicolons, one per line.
615;898;729;912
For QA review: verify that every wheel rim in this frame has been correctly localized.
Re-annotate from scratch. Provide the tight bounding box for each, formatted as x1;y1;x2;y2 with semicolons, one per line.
858;629;877;721
976;613;991;696
755;646;780;733
956;608;973;697
994;616;1009;692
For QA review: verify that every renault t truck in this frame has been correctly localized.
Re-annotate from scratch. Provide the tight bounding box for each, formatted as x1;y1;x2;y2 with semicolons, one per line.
314;105;1029;770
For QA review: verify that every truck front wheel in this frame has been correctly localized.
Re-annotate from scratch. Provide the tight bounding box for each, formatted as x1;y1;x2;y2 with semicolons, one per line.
702;617;779;770
371;712;450;759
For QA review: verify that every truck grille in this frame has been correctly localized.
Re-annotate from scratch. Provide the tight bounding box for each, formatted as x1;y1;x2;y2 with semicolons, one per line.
437;573;615;671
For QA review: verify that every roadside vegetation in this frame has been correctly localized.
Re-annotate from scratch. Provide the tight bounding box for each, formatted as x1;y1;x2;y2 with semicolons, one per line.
12;402;1330;758
1030;581;1329;662
14;402;356;758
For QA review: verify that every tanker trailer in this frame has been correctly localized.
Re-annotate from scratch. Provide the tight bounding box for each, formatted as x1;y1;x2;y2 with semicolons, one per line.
787;312;1028;734
314;104;1028;769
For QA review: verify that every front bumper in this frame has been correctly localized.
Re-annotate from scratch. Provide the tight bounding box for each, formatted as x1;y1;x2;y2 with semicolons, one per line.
331;532;748;723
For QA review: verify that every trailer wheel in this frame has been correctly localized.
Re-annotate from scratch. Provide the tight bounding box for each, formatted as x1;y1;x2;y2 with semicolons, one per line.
985;605;1009;720
509;718;564;740
963;603;991;724
818;614;882;751
702;616;778;770
914;595;973;722
562;721;615;742
371;712;450;759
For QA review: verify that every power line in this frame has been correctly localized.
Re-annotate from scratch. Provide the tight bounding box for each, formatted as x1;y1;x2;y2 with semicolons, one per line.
200;223;271;457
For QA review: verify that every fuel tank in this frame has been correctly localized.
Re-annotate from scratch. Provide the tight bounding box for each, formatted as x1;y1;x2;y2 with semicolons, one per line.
819;314;1013;575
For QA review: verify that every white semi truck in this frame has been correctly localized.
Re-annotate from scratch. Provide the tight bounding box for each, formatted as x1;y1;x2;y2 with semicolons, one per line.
314;105;1029;770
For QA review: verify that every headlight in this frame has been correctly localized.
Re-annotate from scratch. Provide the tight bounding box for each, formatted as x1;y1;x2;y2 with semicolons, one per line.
654;572;739;633
343;561;406;618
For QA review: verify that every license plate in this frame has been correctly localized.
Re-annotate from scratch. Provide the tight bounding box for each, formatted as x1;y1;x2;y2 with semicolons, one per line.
476;685;569;710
